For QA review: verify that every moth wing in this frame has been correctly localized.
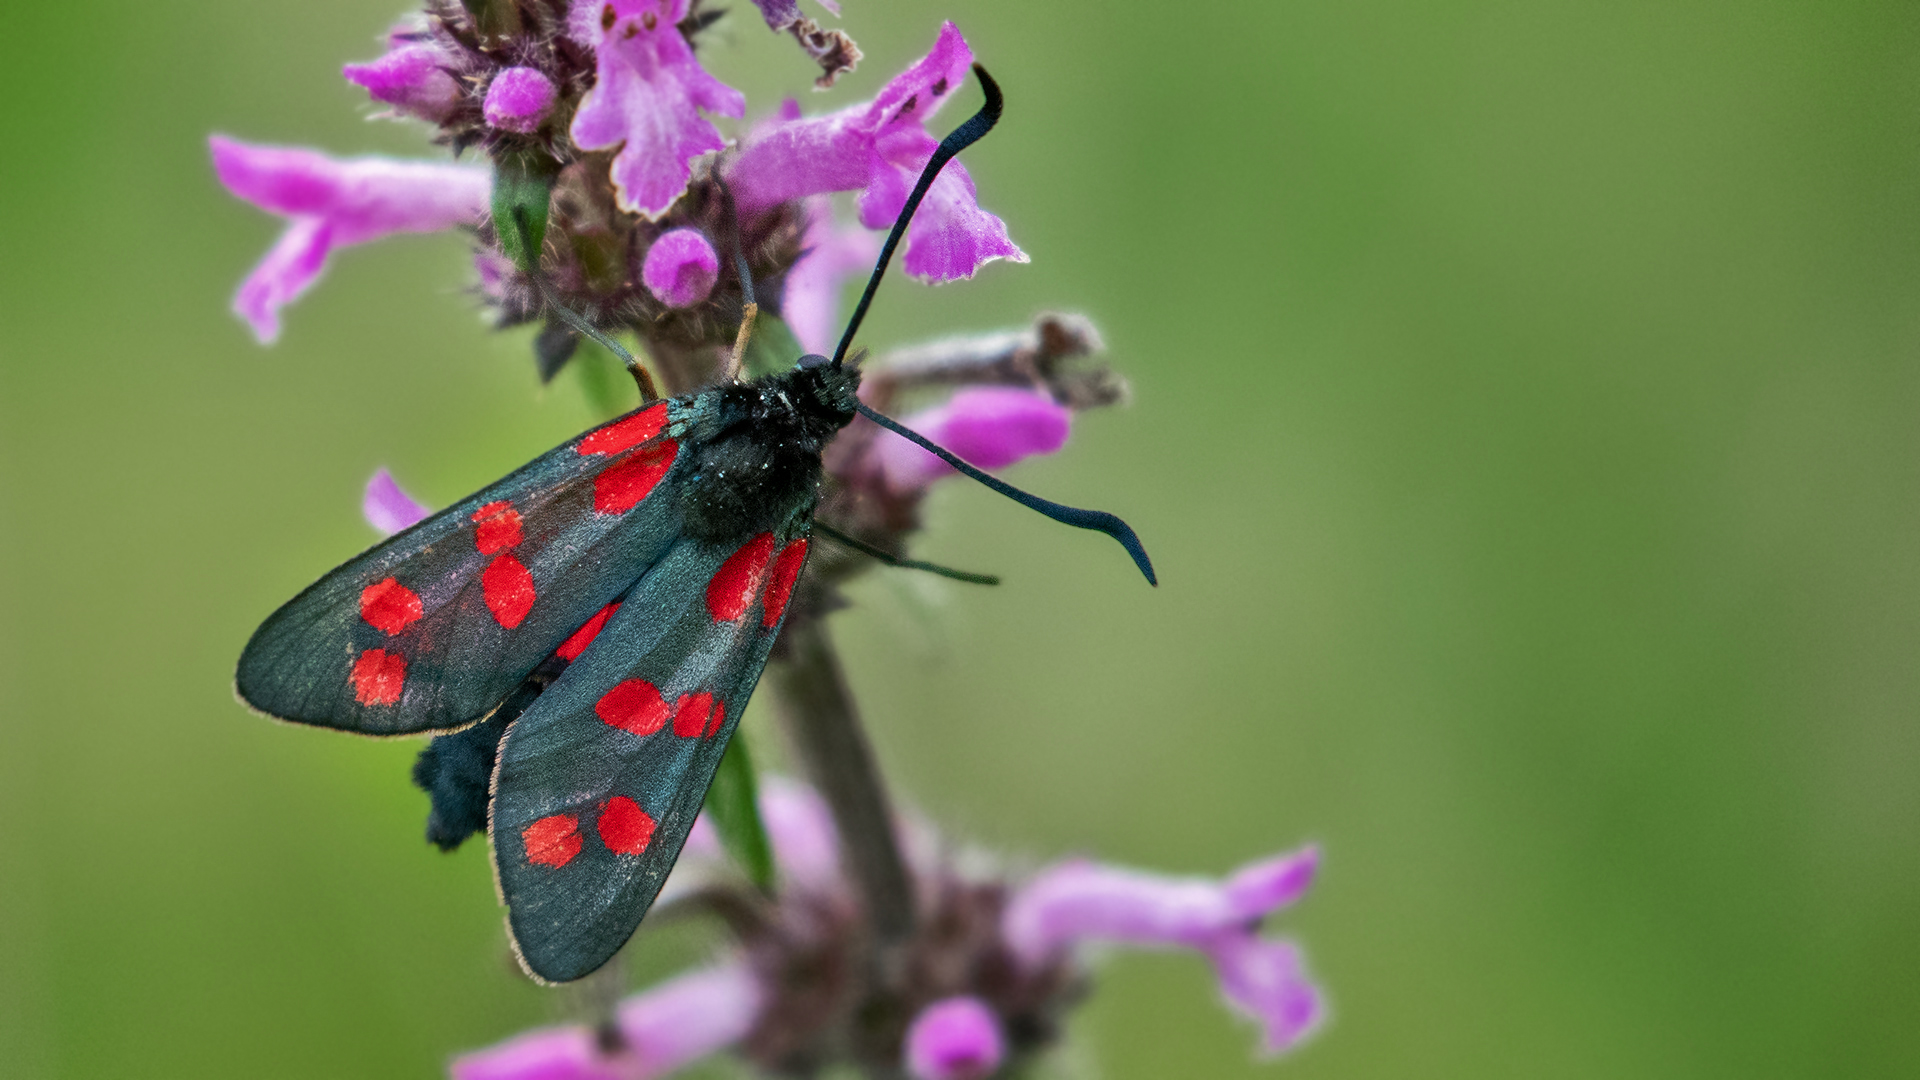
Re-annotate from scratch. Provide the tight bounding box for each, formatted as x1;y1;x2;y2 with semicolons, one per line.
490;529;812;983
237;402;686;735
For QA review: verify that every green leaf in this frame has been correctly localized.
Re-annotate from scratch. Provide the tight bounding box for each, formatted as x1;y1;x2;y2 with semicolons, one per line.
491;151;560;273
705;729;776;894
743;313;806;379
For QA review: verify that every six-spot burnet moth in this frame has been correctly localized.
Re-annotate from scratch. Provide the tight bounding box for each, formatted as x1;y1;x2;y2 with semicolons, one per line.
234;66;1155;984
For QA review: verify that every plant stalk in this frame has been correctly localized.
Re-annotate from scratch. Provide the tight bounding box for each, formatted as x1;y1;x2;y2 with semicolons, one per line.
769;618;916;946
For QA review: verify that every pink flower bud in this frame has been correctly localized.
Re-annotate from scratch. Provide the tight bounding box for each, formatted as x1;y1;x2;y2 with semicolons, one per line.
641;228;721;309
343;43;460;122
484;67;558;134
904;997;1005;1080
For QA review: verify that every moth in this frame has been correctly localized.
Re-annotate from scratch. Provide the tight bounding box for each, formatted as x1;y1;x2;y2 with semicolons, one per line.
235;67;1153;984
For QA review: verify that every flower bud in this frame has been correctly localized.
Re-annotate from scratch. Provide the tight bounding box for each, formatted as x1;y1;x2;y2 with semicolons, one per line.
483;67;558;134
904;997;1005;1080
641;228;721;309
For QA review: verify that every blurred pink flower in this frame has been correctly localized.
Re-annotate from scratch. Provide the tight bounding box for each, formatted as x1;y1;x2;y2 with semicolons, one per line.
781;199;879;354
363;468;431;535
449;962;761;1080
1003;847;1324;1056
870;386;1071;493
209;136;489;343
903;997;1004;1080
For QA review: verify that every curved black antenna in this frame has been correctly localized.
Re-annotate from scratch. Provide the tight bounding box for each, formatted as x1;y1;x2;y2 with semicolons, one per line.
510;207;660;402
832;64;1004;368
812;521;1001;585
856;402;1157;586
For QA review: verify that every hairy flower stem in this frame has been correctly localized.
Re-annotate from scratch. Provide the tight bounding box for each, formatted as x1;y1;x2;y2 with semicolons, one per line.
770;619;917;947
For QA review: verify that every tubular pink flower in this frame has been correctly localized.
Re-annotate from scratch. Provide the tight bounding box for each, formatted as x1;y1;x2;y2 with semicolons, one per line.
903;997;1005;1080
1002;847;1323;1056
871;387;1071;494
343;40;461;122
209;136;490;343
782;199;879;354
640;228;721;308
567;0;746;219
728;22;1026;282
364;469;431;535
449;961;761;1080
484;67;559;134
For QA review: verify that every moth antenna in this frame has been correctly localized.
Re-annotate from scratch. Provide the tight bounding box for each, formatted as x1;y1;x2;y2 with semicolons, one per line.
715;174;756;382
832;64;1003;369
509;206;661;403
812;521;1001;585
855;402;1157;586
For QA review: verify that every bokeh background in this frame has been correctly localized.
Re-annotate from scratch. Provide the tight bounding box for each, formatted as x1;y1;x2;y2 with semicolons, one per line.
5;0;1920;1076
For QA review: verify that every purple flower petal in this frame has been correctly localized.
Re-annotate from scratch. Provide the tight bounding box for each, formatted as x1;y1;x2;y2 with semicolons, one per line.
871;387;1071;494
568;0;746;219
364;468;432;535
903;997;1005;1080
1205;936;1324;1056
782;200;878;354
728;106;873;216
728;23;1023;282
484;67;559;134
231;217;332;344
450;962;761;1080
640;228;721;308
343;42;460;122
209;136;490;343
1001;846;1318;962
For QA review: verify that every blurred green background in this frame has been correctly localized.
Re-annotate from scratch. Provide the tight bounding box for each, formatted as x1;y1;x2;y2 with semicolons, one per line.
5;0;1919;1076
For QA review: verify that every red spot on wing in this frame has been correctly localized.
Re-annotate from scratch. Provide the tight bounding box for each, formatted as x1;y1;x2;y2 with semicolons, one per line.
482;555;536;628
523;814;583;868
593;440;678;515
471;501;524;554
555;602;622;662
762;539;809;628
577;402;668;456
597;796;656;855
672;692;715;738
597;679;669;736
706;697;726;738
350;648;406;705
706;533;777;622
358;578;422;635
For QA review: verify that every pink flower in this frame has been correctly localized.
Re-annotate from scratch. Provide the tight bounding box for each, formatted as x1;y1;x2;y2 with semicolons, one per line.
781;199;878;354
343;35;461;122
1002;848;1324;1056
449;962;761;1080
640;228;721;308
209;136;490;343
870;387;1071;494
903;997;1004;1080
364;468;431;535
484;67;559;134
567;0;746;219
729;23;1026;282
